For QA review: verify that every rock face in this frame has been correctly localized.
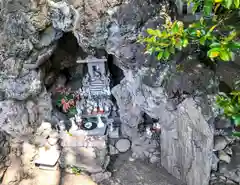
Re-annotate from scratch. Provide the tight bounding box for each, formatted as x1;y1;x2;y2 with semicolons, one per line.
0;132;10;180
0;0;221;185
161;98;214;185
112;60;218;185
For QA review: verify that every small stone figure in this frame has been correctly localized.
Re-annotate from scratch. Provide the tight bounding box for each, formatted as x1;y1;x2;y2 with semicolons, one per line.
69;118;78;132
146;126;153;138
58;120;65;131
97;115;105;128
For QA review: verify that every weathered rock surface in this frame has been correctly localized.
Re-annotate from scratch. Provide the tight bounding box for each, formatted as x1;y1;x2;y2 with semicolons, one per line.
112;60;217;185
0;1;222;185
0;89;52;138
214;136;229;151
161;98;214;185
0;131;10;177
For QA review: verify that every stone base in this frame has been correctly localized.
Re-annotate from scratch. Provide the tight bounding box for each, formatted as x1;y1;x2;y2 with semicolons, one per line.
109;127;120;139
34;147;60;167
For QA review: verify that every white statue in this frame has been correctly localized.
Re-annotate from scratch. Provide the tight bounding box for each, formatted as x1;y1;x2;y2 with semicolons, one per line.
69;118;78;132
97;115;104;128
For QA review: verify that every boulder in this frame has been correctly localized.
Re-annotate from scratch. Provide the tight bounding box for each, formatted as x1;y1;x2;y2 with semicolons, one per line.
214;136;228;151
160;98;214;185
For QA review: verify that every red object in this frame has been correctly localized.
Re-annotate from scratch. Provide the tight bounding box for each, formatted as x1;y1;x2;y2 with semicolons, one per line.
98;110;104;114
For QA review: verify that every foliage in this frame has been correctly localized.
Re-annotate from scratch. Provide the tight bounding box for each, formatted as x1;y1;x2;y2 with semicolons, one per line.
216;81;240;136
138;0;240;62
71;166;82;175
55;87;80;117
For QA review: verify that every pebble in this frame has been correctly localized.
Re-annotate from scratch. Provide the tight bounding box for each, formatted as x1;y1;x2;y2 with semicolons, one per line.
129;157;136;162
219;150;231;163
149;155;160;163
39;121;52;130
91;172;111;183
214;136;228;151
143;151;150;158
219;176;227;181
224;146;233;156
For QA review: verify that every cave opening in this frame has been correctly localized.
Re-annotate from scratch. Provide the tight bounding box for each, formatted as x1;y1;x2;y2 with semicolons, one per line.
43;32;88;91
41;31;125;124
107;54;124;88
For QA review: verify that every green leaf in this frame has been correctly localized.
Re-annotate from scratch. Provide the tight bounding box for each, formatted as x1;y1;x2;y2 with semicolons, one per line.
230;52;235;61
204;1;213;16
155;47;162;52
200;17;204;25
234;0;240;7
157;51;163;60
67;131;73;136
182;38;189;47
147;28;157;35
192;1;200;13
169;47;175;54
172;22;179;34
225;31;237;42
225;0;233;8
207;48;221;58
219;50;231;61
229;42;240;49
210;42;221;48
232;131;240;137
199;36;206;45
163;49;170;60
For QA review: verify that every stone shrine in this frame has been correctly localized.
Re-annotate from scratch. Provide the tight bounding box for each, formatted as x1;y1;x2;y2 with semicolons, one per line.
57;55;121;173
